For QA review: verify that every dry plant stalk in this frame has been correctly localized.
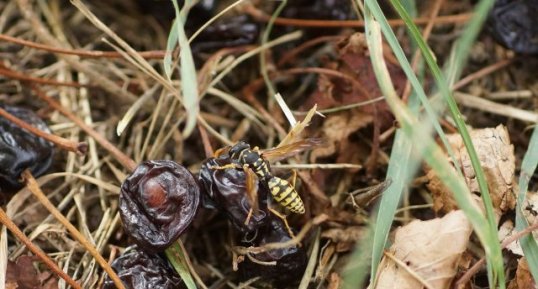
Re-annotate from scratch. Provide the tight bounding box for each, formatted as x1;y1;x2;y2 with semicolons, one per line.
0;107;88;155
22;170;126;289
32;86;137;172
0;207;82;289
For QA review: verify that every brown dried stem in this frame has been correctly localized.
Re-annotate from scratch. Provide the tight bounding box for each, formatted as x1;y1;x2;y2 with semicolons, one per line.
15;0;137;105
454;221;538;289
0;66;88;88
22;170;126;289
0;106;88;155
0;33;167;59
0;207;82;289
32;86;137;172
244;4;472;28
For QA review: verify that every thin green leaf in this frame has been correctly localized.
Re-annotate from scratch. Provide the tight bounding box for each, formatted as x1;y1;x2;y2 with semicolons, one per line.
171;0;199;138
516;127;538;281
164;19;179;79
388;1;504;286
360;0;460;279
362;10;503;288
369;129;415;281
165;242;197;289
342;224;374;289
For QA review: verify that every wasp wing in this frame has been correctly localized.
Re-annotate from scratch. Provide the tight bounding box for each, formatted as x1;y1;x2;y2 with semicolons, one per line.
261;138;325;163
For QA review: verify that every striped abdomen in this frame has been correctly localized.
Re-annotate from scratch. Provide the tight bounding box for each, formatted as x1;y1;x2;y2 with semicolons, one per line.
267;176;305;214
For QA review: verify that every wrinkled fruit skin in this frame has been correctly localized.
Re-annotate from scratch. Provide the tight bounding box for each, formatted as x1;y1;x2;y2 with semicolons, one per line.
103;246;185;289
199;157;269;234
192;15;258;52
238;216;308;288
120;160;200;252
0;105;54;193
488;0;538;54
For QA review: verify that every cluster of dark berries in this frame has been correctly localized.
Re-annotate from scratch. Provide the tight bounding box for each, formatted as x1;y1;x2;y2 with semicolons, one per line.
108;143;308;288
106;160;199;289
199;146;307;288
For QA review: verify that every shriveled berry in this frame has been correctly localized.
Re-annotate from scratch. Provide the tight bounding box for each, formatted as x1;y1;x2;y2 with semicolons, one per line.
238;216;308;287
119;160;200;252
0;105;54;193
199;157;269;234
488;0;538;54
192;15;258;52
103;245;185;289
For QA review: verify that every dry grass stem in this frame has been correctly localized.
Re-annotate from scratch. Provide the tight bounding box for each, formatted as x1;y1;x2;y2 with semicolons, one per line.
22;170;126;289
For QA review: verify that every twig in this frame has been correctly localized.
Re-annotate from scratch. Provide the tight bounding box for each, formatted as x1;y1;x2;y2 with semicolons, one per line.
0;33;167;59
0;66;88;88
454;221;538;289
244;4;472;28
0;207;82;289
15;0;138;105
22;170;126;289
452;58;514;91
0;107;88;155
32;86;137;172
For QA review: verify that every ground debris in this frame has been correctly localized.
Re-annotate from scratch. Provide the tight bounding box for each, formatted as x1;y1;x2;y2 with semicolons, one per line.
372;210;472;289
508;258;536;289
6;255;59;289
426;125;516;215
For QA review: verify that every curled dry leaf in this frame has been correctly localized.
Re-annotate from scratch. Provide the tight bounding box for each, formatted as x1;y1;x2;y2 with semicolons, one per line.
373;210;472;289
426;125;516;215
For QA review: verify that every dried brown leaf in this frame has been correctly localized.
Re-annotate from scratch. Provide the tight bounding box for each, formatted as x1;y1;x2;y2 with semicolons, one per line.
373;210;473;289
426;125;516;215
6;256;40;289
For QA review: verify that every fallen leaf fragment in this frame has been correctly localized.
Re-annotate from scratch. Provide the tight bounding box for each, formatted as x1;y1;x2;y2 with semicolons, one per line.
372;210;473;289
6;255;41;289
426;125;516;215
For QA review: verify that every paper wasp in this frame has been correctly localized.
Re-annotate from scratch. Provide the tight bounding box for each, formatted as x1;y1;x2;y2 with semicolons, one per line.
213;138;323;214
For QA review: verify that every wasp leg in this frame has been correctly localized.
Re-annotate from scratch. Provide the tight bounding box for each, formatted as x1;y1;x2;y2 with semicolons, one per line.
244;208;254;226
268;207;296;239
287;169;298;188
208;163;240;170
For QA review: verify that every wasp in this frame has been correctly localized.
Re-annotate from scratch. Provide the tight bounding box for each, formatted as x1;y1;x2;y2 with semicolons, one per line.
213;138;322;214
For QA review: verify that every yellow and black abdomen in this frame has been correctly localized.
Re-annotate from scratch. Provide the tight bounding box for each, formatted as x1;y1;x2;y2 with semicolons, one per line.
267;176;305;214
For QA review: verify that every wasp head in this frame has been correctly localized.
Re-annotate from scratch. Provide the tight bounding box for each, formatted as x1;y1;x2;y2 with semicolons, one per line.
229;141;251;160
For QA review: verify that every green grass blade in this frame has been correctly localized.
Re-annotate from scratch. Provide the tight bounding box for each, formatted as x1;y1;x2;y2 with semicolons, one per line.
516;127;538;281
165;242;198;289
443;0;496;85
342;224;374;289
362;7;504;288
360;0;460;280
387;1;504;286
171;0;199;138
164;19;178;79
369;129;415;279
